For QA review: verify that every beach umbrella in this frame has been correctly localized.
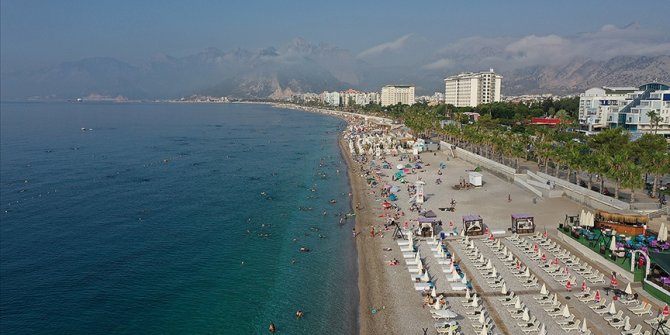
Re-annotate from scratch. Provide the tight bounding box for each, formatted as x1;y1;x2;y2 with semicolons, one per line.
496;240;501;248
446;263;454;273
489;233;495;241
516;260;521;271
397;164;404;170
581;318;587;333
541;254;546;262
611;275;618;288
461;273;468;284
595;290;601;302
566;280;572;291
623;316;631;330
624;283;632;295
478;254;485;263
522;308;530;321
460;228;465;237
562;304;571;318
478;311;486;324
536;247;542;256
523;267;530;277
554;257;559;265
582;281;587;291
492;268;498;277
502;246;508;254
580;209;586;225
538;323;546;335
663;304;669;317
407;230;414;245
608;301;616;315
500;282;508;295
471;296;479;308
540;283;547;295
587;211;595;227
552;293;558;305
514;297;522;309
543;230;548;239
480;324;488;335
431;287;437;298
465;288;471;300
564;266;569;274
485;226;489;235
433;297;441;310
421;271;430;282
451;270;460;281
661;223;668;242
485;259;492;269
534;244;539;252
610;236;617;251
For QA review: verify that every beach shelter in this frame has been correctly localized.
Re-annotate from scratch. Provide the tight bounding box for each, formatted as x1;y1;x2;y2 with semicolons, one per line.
540;283;548;295
562;304;571;318
581;318;587;333
607;301;616;315
423;210;437;218
624;283;632;295
500;283;508;295
595;290;601;302
522;308;530;321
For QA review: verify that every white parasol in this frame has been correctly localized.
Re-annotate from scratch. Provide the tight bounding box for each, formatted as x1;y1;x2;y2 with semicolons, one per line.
500;282;508;295
485;259;492;269
522;308;530;321
540;283;547;295
552;293;558;305
461;272;468;284
610;235;618;251
523;267;530;277
465;288;471;300
660;222;668;242
471;296;479;308
478;311;486;324
433;297;441;310
624;282;633;295
451;270;460;281
623;316;631;331
562;304;571;318
608;301;616;315
581;317;587;333
431;287;437;298
480;324;488;335
538;323;546;335
514;296;522;309
421;271;430;282
580;209;586;226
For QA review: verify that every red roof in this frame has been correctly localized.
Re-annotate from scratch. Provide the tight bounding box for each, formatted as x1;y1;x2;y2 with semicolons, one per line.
530;118;561;125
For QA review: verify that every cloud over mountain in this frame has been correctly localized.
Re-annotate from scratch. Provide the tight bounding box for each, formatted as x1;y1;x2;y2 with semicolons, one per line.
358;34;413;58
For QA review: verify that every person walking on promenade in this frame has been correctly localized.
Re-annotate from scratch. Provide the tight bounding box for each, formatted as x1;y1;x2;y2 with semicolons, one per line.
370;226;375;238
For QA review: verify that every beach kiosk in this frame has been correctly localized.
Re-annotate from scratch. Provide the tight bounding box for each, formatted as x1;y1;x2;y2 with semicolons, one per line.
463;214;484;236
468;172;482;187
511;214;535;234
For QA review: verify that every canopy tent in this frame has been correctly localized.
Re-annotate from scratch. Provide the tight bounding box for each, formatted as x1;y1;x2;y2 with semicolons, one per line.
463;214;484;236
423;210;437;218
511;214;535;234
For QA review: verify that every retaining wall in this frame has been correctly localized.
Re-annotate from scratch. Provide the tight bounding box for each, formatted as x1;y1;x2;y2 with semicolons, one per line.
440;141;516;182
537;172;631;211
556;232;634;283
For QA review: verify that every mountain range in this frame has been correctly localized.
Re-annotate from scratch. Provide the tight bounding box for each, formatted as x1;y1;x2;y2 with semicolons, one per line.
2;38;669;100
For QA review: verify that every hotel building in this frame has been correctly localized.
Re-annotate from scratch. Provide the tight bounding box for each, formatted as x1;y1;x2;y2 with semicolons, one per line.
444;69;502;107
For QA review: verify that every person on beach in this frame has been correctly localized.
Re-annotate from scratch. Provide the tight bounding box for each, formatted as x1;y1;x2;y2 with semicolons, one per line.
352;227;356;237
507;194;512;202
370;226;375;238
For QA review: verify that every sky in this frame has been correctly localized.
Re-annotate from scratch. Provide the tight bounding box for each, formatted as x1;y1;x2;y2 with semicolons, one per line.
2;0;670;72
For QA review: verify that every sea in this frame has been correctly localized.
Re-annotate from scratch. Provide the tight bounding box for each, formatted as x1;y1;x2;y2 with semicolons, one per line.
0;102;359;334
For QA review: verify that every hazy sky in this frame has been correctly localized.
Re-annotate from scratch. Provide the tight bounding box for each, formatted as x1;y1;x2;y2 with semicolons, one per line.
2;0;670;71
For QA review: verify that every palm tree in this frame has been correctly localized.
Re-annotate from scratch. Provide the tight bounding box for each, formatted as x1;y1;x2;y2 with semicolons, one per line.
647;110;662;135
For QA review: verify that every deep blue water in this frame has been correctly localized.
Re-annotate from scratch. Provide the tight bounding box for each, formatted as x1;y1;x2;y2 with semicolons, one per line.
0;102;358;334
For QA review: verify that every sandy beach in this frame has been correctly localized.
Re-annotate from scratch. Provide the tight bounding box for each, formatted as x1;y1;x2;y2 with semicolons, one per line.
277;103;667;335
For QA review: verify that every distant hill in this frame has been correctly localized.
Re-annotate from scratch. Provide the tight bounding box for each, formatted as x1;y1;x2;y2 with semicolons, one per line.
1;39;668;100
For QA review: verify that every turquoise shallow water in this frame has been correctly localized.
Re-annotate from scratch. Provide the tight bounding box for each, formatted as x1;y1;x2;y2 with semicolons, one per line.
0;102;358;334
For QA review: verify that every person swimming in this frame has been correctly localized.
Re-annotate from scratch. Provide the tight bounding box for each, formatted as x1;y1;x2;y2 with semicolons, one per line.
268;322;276;333
295;310;304;319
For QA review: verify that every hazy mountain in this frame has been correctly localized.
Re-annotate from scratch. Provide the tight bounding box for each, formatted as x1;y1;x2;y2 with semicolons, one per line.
1;38;669;100
503;55;670;95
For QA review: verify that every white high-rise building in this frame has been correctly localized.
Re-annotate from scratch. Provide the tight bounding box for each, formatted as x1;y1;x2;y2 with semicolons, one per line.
381;85;415;106
444;69;502;107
